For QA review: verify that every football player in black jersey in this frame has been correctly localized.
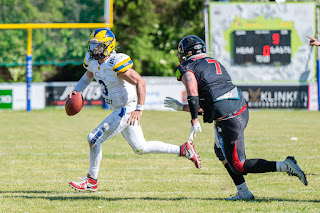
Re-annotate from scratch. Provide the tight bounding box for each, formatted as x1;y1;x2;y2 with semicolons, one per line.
164;35;308;200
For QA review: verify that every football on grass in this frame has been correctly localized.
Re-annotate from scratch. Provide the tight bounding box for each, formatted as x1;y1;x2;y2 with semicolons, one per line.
65;92;83;116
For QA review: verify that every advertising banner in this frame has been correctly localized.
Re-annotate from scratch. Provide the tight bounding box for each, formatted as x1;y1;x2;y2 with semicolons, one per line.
0;90;13;109
0;78;314;111
238;85;308;108
0;83;45;110
45;82;104;107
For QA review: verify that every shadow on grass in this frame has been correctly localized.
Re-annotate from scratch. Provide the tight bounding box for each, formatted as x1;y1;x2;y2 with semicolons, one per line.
1;191;319;203
0;190;56;194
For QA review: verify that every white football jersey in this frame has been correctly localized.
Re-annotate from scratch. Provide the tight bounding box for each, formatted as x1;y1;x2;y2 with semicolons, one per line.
83;51;137;109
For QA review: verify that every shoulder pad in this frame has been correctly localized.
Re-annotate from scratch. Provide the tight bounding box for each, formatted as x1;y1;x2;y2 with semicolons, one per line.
113;53;133;73
83;52;93;69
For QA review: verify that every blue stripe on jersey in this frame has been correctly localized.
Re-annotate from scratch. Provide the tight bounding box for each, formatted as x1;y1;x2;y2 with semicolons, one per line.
114;60;133;72
118;107;126;118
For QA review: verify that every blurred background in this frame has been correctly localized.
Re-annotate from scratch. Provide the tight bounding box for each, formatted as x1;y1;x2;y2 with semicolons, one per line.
0;0;319;111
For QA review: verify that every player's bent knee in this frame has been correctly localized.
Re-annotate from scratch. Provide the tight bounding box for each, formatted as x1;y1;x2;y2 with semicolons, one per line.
87;132;103;146
87;133;95;144
134;149;144;155
230;162;247;175
133;148;145;155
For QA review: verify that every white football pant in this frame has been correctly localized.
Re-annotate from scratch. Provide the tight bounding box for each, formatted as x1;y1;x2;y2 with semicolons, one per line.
87;103;180;179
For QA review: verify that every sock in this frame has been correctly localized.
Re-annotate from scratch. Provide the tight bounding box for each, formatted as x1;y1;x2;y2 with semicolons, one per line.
88;143;102;180
236;182;249;194
276;161;288;172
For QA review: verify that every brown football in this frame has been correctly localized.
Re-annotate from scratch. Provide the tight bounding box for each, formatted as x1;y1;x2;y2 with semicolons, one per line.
65;92;84;116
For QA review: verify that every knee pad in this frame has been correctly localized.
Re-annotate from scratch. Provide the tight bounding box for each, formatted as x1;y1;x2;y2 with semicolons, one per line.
87;132;95;144
87;131;104;146
87;123;112;145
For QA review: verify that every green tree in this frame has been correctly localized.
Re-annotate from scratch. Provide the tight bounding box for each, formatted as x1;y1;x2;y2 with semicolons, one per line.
0;0;205;81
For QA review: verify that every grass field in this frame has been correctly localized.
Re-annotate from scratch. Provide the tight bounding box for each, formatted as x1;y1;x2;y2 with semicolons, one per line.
0;108;319;212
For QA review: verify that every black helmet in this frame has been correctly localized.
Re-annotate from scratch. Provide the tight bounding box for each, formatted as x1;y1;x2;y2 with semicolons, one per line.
177;35;206;62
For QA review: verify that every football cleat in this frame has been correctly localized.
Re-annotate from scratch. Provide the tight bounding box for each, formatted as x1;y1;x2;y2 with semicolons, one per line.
180;141;201;169
225;191;255;201
284;156;308;186
69;174;98;192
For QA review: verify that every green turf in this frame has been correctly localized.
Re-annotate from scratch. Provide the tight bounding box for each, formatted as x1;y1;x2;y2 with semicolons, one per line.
0;108;319;212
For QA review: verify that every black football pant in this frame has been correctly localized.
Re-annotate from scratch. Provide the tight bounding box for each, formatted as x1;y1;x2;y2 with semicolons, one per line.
214;107;276;176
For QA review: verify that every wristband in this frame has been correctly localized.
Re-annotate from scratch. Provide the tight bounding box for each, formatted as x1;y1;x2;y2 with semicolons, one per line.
136;105;144;111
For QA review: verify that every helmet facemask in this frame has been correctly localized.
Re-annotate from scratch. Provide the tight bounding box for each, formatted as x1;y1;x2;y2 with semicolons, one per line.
177;43;186;63
89;42;107;60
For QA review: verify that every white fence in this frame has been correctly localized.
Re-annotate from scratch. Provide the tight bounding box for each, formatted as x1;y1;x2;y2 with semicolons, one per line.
0;77;317;111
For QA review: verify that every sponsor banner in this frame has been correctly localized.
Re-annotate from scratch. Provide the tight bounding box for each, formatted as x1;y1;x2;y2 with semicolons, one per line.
45;82;104;106
0;83;45;110
144;78;310;110
0;78;313;111
144;77;186;110
308;83;318;111
0;90;13;109
238;85;308;108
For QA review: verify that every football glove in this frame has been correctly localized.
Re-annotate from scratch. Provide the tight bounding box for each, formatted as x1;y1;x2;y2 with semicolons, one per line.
164;97;183;111
188;121;202;141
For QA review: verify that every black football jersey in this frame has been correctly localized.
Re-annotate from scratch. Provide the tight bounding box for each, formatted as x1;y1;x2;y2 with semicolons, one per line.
175;56;246;123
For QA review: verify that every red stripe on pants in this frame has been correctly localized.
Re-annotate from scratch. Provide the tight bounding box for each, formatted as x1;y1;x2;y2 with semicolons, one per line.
232;140;245;173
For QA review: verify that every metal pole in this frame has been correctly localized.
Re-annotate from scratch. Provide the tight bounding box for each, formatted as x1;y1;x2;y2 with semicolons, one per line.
104;0;113;28
317;60;320;110
317;2;320;110
204;0;210;57
26;28;32;111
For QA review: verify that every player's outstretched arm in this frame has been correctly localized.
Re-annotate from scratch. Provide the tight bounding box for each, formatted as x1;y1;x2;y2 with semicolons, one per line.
307;36;320;46
164;97;184;111
181;71;202;141
118;68;146;126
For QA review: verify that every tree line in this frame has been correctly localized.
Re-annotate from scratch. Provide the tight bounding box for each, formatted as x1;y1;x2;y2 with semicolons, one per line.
0;0;204;82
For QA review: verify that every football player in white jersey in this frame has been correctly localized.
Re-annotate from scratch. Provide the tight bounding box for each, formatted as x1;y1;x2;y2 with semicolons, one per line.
68;28;201;192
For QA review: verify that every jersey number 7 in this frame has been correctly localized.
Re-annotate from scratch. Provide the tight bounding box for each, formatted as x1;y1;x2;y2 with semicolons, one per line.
206;59;222;75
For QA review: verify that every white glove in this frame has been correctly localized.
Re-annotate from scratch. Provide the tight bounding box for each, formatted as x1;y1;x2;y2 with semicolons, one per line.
164;97;183;111
188;121;202;141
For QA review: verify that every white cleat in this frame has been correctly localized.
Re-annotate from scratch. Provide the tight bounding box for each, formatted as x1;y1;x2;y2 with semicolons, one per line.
225;190;255;201
284;156;308;186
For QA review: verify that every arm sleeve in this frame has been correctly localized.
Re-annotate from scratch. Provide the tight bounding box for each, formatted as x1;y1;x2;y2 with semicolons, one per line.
74;72;93;92
187;96;199;119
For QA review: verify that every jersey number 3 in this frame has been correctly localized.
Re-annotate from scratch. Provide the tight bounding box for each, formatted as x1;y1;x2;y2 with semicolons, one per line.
99;80;108;96
206;59;222;75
